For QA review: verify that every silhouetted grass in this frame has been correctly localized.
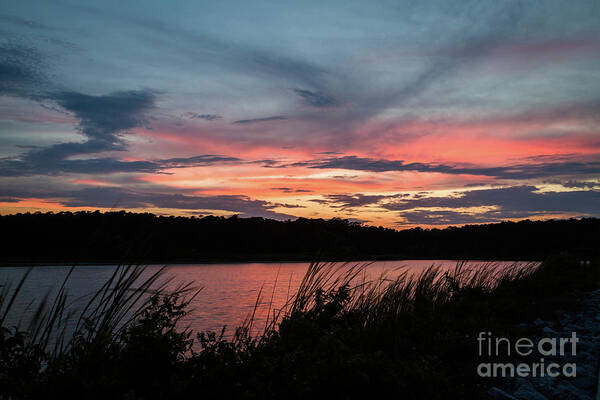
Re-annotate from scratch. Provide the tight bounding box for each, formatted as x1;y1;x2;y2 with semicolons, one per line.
1;255;598;399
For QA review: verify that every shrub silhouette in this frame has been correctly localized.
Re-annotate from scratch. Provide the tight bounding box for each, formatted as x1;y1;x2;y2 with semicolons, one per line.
1;257;598;399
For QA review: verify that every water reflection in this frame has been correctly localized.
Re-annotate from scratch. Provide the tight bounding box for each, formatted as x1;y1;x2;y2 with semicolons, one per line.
0;260;532;336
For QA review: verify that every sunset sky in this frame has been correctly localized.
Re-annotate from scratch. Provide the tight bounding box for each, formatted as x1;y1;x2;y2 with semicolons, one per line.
1;0;599;228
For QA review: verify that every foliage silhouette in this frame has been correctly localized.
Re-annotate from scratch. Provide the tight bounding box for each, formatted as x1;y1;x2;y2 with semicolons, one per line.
1;256;598;399
1;211;599;264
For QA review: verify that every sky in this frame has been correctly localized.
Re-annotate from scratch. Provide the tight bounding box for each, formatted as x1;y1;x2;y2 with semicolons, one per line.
1;0;599;228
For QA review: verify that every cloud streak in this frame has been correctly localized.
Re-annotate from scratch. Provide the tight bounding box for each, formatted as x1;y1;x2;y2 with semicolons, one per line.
0;186;299;220
288;155;600;179
0;42;47;98
293;88;336;107
0;153;244;177
182;112;222;121
233;116;288;124
311;185;600;226
384;186;600;214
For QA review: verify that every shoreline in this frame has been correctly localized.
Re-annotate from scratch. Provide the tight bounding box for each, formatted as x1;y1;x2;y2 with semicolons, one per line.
492;288;600;399
0;257;541;267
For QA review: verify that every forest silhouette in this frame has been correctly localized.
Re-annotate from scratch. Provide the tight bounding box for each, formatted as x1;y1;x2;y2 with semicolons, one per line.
1;211;598;264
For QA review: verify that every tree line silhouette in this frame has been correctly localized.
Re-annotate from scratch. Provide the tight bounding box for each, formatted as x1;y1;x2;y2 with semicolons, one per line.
0;211;598;264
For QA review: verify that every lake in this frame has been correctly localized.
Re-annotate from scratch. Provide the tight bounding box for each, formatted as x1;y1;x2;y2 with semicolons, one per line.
0;260;531;336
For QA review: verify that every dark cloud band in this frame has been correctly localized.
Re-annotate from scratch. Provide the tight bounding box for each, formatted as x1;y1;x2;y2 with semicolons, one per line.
233;116;288;124
289;155;600;179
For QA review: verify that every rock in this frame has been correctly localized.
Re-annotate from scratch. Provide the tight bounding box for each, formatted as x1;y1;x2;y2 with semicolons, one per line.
575;364;594;376
541;326;557;335
532;377;558;398
513;379;548;400
569;364;597;390
570;376;597;391
578;350;595;361
534;318;545;327
551;380;592;400
488;387;519;399
497;290;599;400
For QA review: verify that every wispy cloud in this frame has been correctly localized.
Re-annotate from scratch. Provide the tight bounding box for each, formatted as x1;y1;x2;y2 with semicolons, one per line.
0;14;55;31
0;90;159;175
386;185;600;218
293;88;336;107
0;185;299;220
310;185;600;226
182;112;222;121
159;154;241;167
0;42;47;98
0;152;244;177
288;155;600;179
271;187;312;193
314;193;404;209
395;209;537;226
233;116;288;124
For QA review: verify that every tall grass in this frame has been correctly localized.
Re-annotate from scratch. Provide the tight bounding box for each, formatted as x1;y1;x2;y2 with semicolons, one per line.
1;256;597;399
258;261;539;332
0;265;200;356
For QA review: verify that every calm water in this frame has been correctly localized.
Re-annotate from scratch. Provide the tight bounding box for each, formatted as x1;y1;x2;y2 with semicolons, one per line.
0;260;529;336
